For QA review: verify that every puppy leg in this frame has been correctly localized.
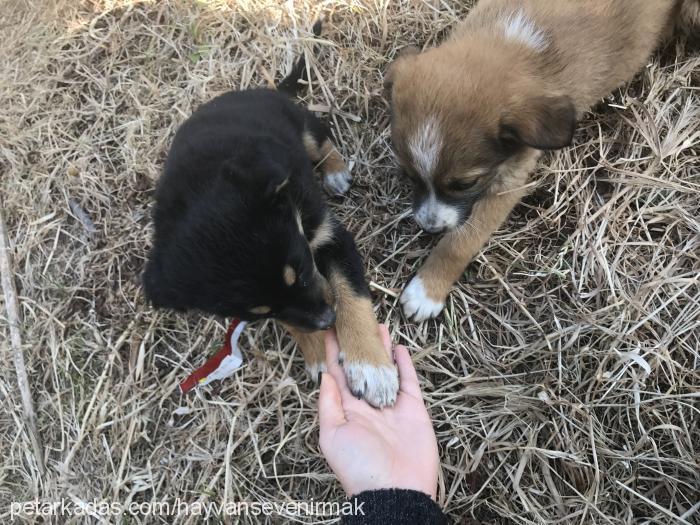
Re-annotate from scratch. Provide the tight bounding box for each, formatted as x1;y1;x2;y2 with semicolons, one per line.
401;188;526;322
302;126;352;196
284;324;327;381
315;218;398;407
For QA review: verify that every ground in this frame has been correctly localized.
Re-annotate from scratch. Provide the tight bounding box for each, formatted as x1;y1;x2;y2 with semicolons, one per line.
0;1;698;524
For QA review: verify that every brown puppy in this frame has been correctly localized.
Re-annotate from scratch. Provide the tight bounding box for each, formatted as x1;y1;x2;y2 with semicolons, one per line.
385;0;693;321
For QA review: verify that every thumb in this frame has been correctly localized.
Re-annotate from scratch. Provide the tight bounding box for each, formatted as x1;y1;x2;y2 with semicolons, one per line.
318;372;346;439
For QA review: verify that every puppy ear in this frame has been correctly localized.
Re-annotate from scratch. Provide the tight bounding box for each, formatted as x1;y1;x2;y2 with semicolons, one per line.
499;95;576;150
383;45;420;92
220;142;292;203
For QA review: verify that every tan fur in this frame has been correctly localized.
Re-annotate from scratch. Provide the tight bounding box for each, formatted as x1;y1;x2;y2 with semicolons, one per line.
329;271;391;369
309;214;334;251
676;0;700;35
285;271;390;373
388;0;681;311
284;324;326;372
303;131;348;178
249;305;271;315
420;159;535;302
282;265;296;286
302;130;320;158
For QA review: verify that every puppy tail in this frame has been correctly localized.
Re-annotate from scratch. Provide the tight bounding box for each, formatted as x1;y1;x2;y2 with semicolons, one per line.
276;19;323;97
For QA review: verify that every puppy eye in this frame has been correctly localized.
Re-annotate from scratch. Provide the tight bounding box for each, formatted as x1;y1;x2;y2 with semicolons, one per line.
447;180;476;192
400;167;417;182
401;168;426;190
296;266;312;287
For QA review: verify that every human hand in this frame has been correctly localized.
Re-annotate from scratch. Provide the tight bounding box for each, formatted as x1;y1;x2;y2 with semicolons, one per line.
318;325;439;498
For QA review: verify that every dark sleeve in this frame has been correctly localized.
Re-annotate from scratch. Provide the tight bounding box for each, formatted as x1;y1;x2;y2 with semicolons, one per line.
341;489;448;525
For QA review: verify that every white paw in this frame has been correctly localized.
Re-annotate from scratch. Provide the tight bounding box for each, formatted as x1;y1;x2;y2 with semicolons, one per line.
323;168;352;196
342;359;398;408
306;361;327;382
400;276;444;322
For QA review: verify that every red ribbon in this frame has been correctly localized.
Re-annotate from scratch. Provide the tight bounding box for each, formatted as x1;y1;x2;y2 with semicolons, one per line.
179;319;242;394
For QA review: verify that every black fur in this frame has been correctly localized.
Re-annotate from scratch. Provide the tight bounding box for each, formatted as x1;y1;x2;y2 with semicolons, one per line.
314;217;370;299
143;56;369;332
276;19;323;97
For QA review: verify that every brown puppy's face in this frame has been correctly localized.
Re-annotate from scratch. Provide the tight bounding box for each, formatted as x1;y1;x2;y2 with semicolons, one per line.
385;46;576;233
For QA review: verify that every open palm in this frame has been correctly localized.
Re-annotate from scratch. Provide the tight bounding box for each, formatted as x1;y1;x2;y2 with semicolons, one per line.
318;326;439;498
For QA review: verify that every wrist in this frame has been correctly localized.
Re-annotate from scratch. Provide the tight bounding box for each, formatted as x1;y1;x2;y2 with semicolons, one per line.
343;489;446;525
345;479;436;500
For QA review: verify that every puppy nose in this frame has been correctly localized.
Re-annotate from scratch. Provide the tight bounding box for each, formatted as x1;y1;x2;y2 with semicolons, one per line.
312;306;336;330
414;211;445;234
420;223;446;234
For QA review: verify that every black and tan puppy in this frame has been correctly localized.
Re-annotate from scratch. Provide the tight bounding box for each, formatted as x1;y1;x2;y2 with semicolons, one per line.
385;0;697;321
144;27;398;407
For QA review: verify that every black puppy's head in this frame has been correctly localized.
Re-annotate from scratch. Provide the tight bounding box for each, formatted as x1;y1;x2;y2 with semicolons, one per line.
144;139;335;332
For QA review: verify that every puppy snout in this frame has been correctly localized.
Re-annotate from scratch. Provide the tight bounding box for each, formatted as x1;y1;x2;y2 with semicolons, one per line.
413;195;460;234
312;305;336;330
417;219;447;234
414;206;449;234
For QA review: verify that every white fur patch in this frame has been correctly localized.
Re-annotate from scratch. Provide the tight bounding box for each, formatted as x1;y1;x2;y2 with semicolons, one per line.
340;355;398;408
409;117;443;179
294;210;304;235
414;192;460;233
400;275;444;322
503;10;548;51
305;361;327;381
323;168;352;196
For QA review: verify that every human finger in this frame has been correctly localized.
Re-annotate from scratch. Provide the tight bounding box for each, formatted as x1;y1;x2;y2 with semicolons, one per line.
318;372;347;439
394;344;423;399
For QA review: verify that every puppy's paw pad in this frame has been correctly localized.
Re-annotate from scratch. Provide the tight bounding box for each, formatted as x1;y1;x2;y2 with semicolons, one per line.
305;361;327;383
400;276;444;322
343;360;399;408
323;168;352;196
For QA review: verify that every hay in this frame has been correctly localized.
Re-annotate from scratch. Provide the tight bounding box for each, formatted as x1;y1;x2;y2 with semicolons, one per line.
0;1;698;523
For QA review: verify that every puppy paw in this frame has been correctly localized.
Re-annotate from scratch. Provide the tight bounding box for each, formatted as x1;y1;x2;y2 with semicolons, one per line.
400;275;444;322
323;168;352;196
342;358;399;408
305;361;327;383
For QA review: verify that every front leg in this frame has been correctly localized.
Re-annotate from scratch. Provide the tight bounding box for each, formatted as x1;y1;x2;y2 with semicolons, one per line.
302;127;352;196
315;217;399;407
401;188;526;322
283;324;327;380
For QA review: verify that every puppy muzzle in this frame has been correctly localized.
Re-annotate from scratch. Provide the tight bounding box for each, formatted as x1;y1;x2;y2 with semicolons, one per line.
283;304;336;332
310;305;336;331
413;201;460;234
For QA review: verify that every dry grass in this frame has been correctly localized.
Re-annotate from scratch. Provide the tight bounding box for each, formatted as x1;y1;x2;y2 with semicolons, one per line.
1;1;698;523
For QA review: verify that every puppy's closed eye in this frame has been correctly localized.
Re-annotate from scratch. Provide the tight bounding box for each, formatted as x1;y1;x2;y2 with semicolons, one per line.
400;166;426;189
446;179;477;192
